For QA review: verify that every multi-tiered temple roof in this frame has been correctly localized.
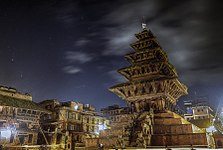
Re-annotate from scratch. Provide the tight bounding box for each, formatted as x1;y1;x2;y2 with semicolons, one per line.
110;28;187;112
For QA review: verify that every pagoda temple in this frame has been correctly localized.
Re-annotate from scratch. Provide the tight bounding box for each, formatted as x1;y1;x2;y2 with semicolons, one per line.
99;25;211;148
110;27;187;113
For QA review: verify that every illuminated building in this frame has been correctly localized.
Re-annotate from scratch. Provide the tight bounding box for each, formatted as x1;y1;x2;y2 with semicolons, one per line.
83;104;109;138
0;85;49;146
39;99;109;149
98;25;210;148
185;106;214;125
183;98;214;128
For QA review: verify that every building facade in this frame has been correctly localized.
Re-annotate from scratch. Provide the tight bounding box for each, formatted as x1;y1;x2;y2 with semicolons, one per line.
0;85;49;146
101;105;130;122
183;99;214;128
39;100;109;149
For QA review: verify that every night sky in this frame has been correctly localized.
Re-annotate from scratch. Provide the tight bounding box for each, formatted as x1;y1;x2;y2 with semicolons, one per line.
1;0;223;110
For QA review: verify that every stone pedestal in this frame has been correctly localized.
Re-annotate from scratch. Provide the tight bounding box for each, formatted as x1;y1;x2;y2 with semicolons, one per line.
151;111;208;146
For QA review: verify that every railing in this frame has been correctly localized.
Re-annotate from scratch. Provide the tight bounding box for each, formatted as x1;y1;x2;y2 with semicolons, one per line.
17;112;39;118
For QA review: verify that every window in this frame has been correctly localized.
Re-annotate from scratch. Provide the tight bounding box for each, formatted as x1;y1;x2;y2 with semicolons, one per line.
28;134;33;143
78;114;81;120
92;118;95;124
92;126;94;132
56;134;62;144
56;112;59;119
72;114;75;119
20;122;28;128
76;124;81;132
86;117;89;123
66;112;69;119
87;125;89;132
70;125;74;130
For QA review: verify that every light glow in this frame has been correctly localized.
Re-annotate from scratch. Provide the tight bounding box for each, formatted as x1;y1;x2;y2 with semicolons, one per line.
206;126;217;133
1;129;11;138
98;124;104;131
74;105;78;110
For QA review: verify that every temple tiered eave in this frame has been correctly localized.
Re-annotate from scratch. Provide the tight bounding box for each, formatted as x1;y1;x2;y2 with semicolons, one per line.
110;78;187;102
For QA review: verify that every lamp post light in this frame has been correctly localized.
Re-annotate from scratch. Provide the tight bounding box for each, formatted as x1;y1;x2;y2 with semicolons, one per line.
0;125;17;150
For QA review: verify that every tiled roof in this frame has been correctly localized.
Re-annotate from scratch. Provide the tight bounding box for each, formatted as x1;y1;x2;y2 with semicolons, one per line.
0;95;49;112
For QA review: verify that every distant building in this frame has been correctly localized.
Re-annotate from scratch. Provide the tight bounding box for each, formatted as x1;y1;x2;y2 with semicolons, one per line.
83;104;109;138
101;104;130;122
0;85;49;146
39;99;109;149
183;98;214;128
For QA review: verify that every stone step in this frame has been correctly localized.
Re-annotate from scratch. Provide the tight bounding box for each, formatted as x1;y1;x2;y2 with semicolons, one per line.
153;124;193;134
151;133;208;146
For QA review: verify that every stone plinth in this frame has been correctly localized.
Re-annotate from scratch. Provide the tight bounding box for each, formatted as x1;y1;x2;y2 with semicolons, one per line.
151;112;208;146
151;133;207;146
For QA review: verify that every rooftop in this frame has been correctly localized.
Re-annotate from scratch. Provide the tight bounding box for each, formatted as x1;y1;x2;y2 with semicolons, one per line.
0;95;48;112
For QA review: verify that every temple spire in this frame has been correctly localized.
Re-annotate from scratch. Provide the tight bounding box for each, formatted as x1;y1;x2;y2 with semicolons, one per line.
141;16;147;30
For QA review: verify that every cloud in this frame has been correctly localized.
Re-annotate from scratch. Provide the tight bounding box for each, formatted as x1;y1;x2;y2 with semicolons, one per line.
102;25;137;56
63;66;82;74
65;51;93;64
74;39;90;47
103;0;157;25
101;0;158;56
63;51;93;74
108;70;127;83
